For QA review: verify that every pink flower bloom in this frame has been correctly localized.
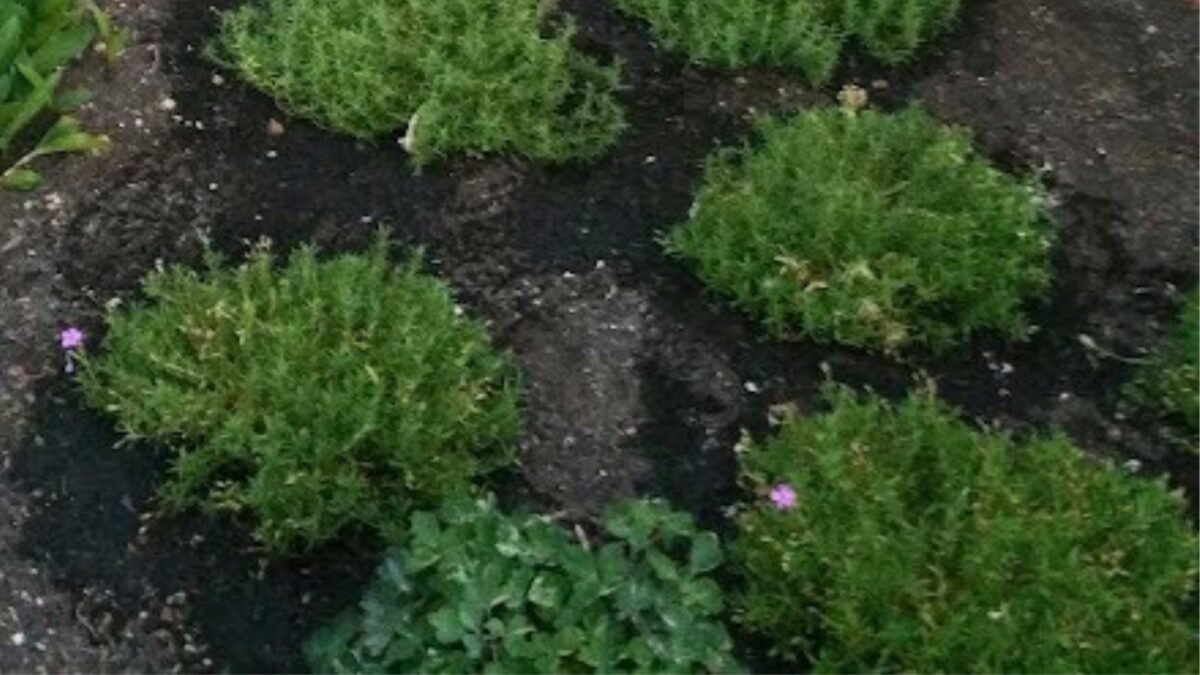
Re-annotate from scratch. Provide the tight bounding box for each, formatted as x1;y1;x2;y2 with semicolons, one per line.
59;327;85;350
769;483;797;511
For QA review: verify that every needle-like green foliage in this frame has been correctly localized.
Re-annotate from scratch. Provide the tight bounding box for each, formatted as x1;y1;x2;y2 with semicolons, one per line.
734;387;1199;673
666;107;1052;353
79;236;522;553
1127;290;1199;440
213;0;626;164
614;0;962;84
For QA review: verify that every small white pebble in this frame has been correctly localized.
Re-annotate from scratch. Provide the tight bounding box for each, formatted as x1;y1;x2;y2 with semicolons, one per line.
211;73;226;86
158;97;177;112
208;183;218;191
266;150;278;159
744;381;761;394
11;632;25;646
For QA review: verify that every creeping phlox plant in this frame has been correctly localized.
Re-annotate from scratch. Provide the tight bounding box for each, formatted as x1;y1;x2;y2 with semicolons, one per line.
614;0;962;84
306;497;740;674
667;106;1052;352
79;236;521;552
214;0;625;164
734;387;1198;673
1127;290;1199;442
1;0;125;190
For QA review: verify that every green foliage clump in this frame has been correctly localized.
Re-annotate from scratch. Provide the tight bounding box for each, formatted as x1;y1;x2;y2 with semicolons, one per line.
1;0;126;190
214;0;625;164
734;387;1198;673
1128;290;1199;437
666;107;1051;352
614;0;962;84
306;497;740;673
79;238;521;553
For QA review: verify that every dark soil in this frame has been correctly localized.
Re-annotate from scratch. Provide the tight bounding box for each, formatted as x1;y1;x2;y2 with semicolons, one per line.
0;0;1195;671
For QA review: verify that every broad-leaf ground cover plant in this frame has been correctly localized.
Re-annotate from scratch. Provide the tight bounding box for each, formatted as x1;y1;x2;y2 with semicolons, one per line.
667;106;1052;352
214;0;626;164
307;497;740;673
615;0;962;85
735;387;1198;673
80;237;522;553
0;0;125;190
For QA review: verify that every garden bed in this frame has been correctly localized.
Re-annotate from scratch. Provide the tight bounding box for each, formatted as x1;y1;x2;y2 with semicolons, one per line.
0;0;1196;671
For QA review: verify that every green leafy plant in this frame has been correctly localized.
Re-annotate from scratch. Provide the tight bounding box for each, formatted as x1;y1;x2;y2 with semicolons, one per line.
734;387;1198;673
306;497;740;673
1;0;125;190
1127;290;1199;441
212;0;625;164
666;106;1052;352
79;236;522;553
614;0;962;84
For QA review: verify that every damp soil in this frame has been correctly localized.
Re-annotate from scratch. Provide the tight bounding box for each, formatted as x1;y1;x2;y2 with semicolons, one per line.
0;0;1196;671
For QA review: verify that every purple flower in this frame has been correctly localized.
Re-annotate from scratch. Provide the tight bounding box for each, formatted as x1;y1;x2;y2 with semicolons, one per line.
59;327;86;351
769;483;797;511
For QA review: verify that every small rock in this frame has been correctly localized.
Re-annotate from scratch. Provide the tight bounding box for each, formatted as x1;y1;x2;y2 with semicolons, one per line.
837;84;869;111
267;118;286;137
211;73;226;86
158;97;177;112
11;632;25;646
